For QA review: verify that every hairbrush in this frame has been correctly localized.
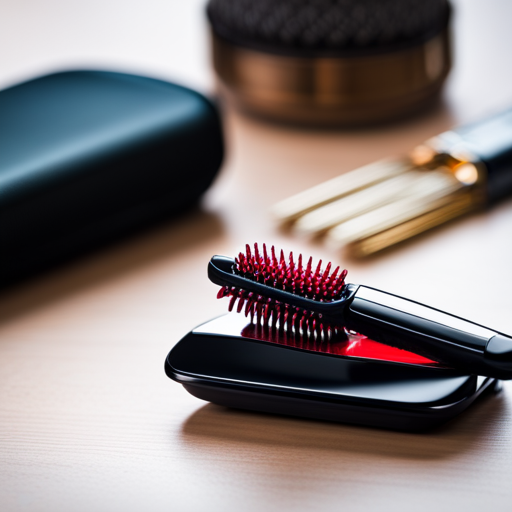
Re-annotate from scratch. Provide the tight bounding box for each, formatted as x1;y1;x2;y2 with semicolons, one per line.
209;243;512;380
165;243;499;431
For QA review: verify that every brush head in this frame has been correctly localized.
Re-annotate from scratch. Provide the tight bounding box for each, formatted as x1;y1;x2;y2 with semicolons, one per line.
215;243;348;334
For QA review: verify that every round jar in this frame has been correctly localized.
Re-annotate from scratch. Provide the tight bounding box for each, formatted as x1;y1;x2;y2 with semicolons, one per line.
207;0;452;126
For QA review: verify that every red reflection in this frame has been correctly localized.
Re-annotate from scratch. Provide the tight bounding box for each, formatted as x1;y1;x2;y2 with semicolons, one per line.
241;323;439;367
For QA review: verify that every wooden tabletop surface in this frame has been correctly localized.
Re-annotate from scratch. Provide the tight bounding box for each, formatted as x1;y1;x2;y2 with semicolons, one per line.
1;1;512;511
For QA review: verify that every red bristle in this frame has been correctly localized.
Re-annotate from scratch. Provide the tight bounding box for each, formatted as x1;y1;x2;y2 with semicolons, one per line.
306;256;312;277
244;296;252;316
236;295;245;313
254;243;260;262
314;260;322;280
216;244;348;336
228;293;237;312
288;251;295;273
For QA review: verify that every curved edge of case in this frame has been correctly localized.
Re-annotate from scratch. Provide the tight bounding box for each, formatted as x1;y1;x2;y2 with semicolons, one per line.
177;379;497;432
0;70;224;286
164;318;499;432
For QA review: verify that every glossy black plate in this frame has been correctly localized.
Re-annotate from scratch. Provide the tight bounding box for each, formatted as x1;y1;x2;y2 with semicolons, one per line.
165;314;498;431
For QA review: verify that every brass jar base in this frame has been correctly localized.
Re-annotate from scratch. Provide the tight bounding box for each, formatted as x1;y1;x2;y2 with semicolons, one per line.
212;29;451;126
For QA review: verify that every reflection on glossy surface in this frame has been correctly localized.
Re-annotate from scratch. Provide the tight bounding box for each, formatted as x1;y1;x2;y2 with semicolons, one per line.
241;323;438;366
195;312;439;366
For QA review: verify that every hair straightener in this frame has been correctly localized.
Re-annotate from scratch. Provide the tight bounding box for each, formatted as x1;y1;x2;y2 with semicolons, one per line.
165;244;506;431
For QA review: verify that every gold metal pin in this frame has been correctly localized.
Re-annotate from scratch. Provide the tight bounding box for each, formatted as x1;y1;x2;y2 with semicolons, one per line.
272;132;487;256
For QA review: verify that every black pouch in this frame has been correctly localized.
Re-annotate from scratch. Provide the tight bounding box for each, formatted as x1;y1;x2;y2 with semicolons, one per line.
0;70;224;286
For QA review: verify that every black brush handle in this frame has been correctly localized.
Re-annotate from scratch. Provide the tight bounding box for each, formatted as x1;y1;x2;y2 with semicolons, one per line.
345;286;512;379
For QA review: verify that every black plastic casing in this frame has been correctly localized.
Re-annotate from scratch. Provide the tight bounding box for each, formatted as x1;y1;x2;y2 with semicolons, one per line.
453;107;512;203
345;286;512;380
0;70;223;286
165;315;498;432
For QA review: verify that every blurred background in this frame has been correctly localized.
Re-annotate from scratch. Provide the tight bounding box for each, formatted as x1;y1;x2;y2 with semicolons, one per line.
1;0;511;117
0;0;212;92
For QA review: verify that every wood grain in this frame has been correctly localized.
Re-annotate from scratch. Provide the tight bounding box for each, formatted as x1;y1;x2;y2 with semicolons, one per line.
1;1;512;511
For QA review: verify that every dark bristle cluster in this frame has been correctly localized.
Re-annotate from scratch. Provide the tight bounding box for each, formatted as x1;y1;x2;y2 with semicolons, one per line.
217;243;347;336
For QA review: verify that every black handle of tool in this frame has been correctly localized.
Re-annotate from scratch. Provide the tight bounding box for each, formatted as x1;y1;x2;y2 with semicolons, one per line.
345;286;512;379
453;107;512;203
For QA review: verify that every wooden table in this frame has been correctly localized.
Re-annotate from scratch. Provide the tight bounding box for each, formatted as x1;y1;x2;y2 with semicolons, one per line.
1;1;512;511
